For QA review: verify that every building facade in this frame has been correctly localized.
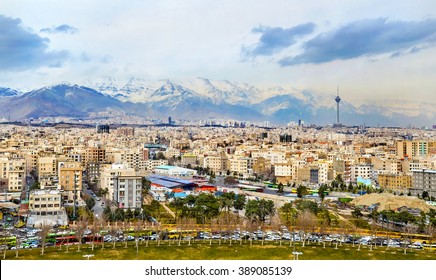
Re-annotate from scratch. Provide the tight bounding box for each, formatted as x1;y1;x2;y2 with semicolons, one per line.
113;176;143;209
411;169;436;197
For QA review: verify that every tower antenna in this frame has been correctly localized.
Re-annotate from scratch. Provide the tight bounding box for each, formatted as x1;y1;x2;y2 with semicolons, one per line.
335;85;341;125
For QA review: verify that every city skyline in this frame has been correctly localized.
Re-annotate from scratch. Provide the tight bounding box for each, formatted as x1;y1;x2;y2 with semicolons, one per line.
1;0;436;106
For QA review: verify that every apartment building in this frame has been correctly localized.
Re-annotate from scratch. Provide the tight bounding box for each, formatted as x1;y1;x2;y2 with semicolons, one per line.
351;164;374;182
0;157;26;192
411;169;436;197
274;160;293;184
203;154;227;174
58;161;83;202
378;174;412;192
37;156;58;181
252;157;272;177
372;158;402;175
120;149;142;170
229;157;251;176
138;159;168;171
85;146;106;165
100;163;136;200
396;140;436;159
113;176;142;209
27;189;68;227
181;153;197;167
316;160;330;184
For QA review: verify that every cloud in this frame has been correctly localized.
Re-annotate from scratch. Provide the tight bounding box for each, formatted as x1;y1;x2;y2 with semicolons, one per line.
0;15;69;71
279;18;436;66
40;24;79;34
241;23;315;59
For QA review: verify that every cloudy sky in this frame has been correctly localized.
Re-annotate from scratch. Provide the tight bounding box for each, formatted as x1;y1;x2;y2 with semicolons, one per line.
1;0;435;104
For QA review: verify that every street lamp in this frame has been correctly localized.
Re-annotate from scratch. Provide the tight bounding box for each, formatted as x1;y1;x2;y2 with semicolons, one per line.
83;254;94;260
292;251;303;260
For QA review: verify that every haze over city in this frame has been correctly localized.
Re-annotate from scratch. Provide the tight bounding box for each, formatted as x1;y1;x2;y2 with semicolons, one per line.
1;0;436;107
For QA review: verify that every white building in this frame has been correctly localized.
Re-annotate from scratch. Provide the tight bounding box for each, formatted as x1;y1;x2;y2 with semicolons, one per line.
113;176;143;209
0;157;26;192
351;164;374;182
154;165;197;177
27;189;68;227
317;161;330;184
100;163;136;201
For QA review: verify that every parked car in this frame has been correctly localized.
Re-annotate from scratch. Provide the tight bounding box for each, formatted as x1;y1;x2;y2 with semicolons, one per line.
409;242;422;249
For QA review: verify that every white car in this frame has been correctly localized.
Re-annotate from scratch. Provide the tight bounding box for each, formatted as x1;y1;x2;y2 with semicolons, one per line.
409;242;422;249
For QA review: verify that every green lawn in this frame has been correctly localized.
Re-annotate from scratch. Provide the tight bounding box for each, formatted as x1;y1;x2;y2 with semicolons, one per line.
3;240;435;260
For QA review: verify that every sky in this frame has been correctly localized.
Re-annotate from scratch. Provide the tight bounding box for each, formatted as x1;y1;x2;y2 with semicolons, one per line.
1;0;436;104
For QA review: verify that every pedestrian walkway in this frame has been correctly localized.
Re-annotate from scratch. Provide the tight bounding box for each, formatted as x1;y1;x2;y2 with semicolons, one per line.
160;202;175;218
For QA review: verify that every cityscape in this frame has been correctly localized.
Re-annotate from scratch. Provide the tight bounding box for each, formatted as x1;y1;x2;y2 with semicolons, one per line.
0;119;435;260
1;0;435;267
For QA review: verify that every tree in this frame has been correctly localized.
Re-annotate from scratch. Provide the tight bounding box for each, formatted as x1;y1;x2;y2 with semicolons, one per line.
351;208;363;219
85;197;95;211
103;205;113;221
171;198;185;223
296;185;308;198
29;180;40;191
134;208;141;219
295;199;319;215
233;194;246;211
38;222;52;256
244;199;275;223
277;183;284;195
75;217;88;252
224;176;238;185
114;207;125;221
142;177;151;191
90;218;99;251
395;210;415;226
219;192;235;213
280;202;297;226
97;188;108;198
125;208;134;221
194;193;220;223
208;172;216;184
149;200;161;218
245;200;259;222
318;184;328;202
296;209;318;247
422;191;429;200
367;209;380;224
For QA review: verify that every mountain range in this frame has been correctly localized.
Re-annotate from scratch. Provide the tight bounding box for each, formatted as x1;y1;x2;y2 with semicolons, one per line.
0;77;434;127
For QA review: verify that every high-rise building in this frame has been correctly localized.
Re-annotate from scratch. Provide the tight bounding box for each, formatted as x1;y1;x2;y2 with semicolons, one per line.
113;176;143;209
58;161;83;202
96;124;110;133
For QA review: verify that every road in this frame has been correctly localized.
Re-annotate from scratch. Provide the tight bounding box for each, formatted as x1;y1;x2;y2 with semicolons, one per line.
82;183;104;218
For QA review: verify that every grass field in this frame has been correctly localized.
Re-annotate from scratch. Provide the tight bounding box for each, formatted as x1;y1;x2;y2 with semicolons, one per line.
3;239;436;260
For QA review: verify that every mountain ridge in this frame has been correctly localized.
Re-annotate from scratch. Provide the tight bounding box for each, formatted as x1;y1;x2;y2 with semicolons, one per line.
1;78;434;126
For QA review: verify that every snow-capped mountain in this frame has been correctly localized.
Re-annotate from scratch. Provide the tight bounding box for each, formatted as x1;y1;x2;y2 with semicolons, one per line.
0;87;20;97
1;78;434;127
0;84;137;120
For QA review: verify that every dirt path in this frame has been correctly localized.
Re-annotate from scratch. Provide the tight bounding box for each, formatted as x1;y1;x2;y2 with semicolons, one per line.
160;202;175;218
